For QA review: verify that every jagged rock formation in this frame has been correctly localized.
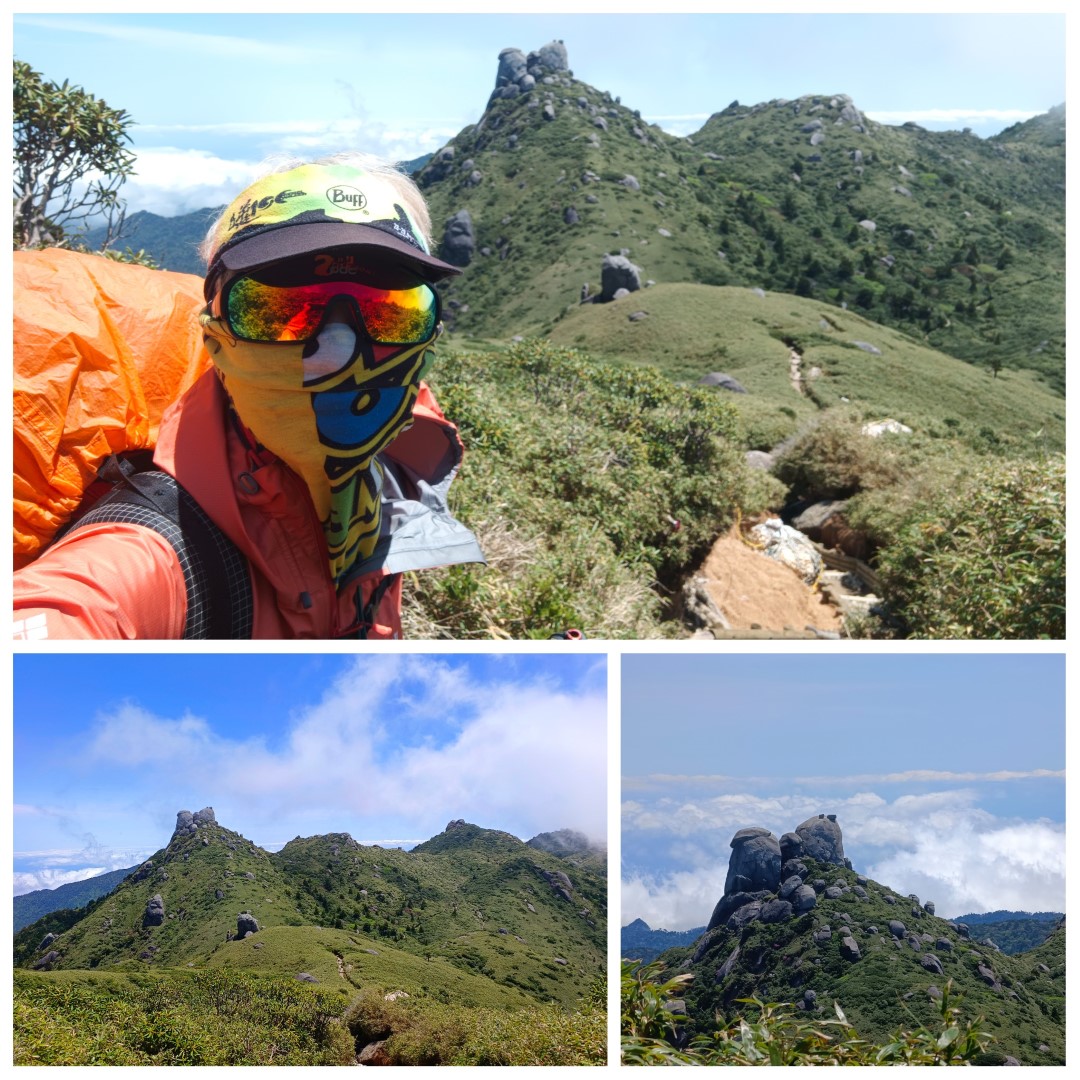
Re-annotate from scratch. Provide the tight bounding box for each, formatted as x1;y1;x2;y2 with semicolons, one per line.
143;894;165;927
173;807;217;838
708;815;855;933
489;41;570;106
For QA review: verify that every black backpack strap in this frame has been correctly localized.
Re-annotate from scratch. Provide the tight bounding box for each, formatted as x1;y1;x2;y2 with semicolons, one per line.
66;455;254;639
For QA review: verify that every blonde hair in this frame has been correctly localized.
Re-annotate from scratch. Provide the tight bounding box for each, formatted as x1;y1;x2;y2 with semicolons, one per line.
199;150;434;267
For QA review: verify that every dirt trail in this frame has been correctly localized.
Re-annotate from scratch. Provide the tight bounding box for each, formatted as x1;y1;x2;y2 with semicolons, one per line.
789;346;805;395
695;526;843;635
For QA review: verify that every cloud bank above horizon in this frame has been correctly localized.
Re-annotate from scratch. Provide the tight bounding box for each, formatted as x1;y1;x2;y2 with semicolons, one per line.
622;783;1065;929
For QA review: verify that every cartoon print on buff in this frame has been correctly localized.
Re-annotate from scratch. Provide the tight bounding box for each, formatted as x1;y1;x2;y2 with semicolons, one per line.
304;326;430;579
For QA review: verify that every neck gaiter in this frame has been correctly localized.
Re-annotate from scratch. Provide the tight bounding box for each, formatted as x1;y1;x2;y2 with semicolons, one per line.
201;311;431;585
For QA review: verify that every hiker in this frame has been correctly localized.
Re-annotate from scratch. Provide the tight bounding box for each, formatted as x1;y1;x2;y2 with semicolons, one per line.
13;152;484;639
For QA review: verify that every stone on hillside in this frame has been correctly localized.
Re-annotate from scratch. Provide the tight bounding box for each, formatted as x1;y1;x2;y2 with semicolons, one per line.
792;886;818;913
359;1041;392;1066
813;879;827;893
193;807;216;826
716;945;741;981
296;972;318;983
792;500;848;536
884;895;896;905
866;925;878;934
745;450;774;471
814;926;832;943
802;989;817;1009
859;220;876;232
38;933;56;951
810;132;825;146
952;922;970;939
760;899;793;924
749;520;822;586
852;886;868;899
564;206;580;225
852;340;883;356
628;311;648;321
837;912;852;924
862;418;912;437
928;984;942;999
619;175;641;191
441;210;475;268
905;935;922;952
215;889;224;900
824;886;843;900
175;810;196;836
728;901;764;930
751;287;766;298
33;950;61;970
781;858;807;882
800;815;846;865
780;832;804;861
840;936;861;961
466;170;483;187
801;120;823;132
496;47;527;87
935;937;953;951
424;147;456;183
594;116;608;131
725;827;781;896
598;254;642;302
699;372;747;393
542;103;556;121
923;900;936;915
237;911;259;937
888;920;906;938
527;40;569;76
779;875;803;900
143;894;165;927
921;954;944;976
977;964;1002;991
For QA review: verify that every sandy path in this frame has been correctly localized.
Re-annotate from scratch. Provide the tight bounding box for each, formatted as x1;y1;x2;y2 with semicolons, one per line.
698;527;842;633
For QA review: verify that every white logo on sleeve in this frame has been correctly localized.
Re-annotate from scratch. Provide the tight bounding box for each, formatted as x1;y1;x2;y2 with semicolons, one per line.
13;613;49;640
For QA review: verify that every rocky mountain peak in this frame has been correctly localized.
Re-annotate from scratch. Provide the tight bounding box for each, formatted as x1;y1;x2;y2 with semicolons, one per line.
708;814;850;931
173;807;216;839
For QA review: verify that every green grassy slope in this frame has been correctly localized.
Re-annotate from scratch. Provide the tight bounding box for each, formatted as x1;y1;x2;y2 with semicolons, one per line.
545;282;1064;455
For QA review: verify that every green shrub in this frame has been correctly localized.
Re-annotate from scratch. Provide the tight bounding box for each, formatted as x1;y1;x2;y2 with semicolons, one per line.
874;454;1065;638
344;987;606;1065
773;409;908;499
621;961;993;1066
411;339;758;638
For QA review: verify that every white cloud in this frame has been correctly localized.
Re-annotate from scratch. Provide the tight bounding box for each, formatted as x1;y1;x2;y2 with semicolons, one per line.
623;867;726;933
623;787;1064;928
82;657;607;844
14;15;329;63
863;107;1040;128
866;819;1065;918
15;867;108;895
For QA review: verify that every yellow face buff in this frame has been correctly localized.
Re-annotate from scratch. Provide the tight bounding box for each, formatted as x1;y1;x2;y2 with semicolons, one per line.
202;304;434;586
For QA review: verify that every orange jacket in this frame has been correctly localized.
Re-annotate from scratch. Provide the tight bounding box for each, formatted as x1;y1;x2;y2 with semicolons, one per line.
13;370;483;639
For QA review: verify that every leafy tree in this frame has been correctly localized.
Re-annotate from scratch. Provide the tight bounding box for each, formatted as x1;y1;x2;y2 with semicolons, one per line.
13;60;136;249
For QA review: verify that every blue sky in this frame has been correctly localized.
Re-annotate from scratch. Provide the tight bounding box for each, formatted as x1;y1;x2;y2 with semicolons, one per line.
13;653;607;895
623;654;1065;928
13;10;1066;218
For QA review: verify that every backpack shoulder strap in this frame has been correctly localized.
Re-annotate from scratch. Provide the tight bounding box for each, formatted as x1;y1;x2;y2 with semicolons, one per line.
65;455;254;639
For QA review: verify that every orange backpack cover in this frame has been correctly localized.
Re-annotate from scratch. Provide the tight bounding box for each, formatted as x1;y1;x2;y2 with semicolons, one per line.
13;248;212;569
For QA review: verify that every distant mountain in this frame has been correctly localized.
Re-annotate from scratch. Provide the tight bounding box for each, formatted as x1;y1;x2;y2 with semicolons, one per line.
954;910;1064;955
13;866;137;932
645;814;1065;1065
621;917;705;964
15;808;605;1011
79;206;222;276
